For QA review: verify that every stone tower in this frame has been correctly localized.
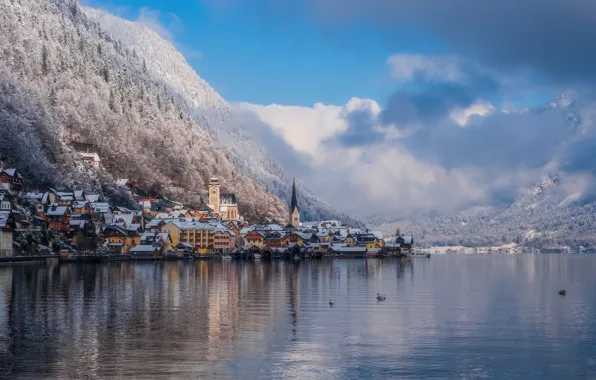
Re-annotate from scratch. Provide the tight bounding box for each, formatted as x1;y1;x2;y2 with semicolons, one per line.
289;177;300;227
208;177;221;214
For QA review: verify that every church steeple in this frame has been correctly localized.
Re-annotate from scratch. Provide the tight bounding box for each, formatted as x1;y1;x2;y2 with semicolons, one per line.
291;177;298;212
289;177;300;227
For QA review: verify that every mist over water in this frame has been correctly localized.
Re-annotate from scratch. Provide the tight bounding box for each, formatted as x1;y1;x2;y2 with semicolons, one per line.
0;256;595;379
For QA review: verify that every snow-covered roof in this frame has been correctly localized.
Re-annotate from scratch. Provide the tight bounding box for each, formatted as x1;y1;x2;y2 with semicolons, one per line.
74;190;85;199
130;245;158;253
112;214;134;226
141;232;170;242
126;223;141;232
176;242;193;249
70;220;87;229
46;206;69;216
115;179;130;187
79;152;101;162
85;194;101;203
91;202;110;213
370;231;384;240
2;169;21;178
73;200;89;208
331;247;367;253
26;192;44;200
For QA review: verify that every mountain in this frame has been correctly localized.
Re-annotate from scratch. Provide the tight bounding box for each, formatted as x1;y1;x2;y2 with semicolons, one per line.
370;94;596;250
0;0;288;222
83;7;361;226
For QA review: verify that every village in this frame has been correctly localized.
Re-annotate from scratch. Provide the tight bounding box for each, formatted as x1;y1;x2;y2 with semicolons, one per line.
0;165;414;262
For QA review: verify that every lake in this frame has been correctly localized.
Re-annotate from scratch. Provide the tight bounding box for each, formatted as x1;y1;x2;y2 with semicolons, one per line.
0;255;595;379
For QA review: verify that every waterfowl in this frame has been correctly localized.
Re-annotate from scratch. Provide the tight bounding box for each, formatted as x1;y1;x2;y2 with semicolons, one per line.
329;299;335;306
377;293;386;301
559;289;566;296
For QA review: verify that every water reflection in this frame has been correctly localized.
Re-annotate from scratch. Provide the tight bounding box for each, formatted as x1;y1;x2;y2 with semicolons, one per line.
0;255;595;379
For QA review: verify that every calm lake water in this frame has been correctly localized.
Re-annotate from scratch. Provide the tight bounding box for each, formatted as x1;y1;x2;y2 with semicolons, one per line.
0;255;595;379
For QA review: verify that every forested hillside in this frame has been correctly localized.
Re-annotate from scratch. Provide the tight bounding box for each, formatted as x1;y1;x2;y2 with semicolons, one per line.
84;7;361;226
0;0;288;222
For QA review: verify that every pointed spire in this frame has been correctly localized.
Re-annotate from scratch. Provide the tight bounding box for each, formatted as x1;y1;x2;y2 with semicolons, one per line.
291;177;298;211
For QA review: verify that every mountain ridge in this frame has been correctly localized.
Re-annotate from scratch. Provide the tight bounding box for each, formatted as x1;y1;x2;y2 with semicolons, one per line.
83;7;362;226
0;0;288;222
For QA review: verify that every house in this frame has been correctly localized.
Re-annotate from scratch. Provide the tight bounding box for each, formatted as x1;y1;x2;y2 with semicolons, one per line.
394;235;414;251
0;212;14;257
0;168;24;196
129;245;161;258
263;231;283;248
45;206;71;234
69;217;96;248
328;246;368;257
245;230;264;247
0;190;14;211
102;224;140;254
115;179;135;194
72;200;91;214
282;232;305;247
140;231;172;252
213;228;235;252
45;188;75;206
175;242;194;254
162;221;216;255
79;152;101;168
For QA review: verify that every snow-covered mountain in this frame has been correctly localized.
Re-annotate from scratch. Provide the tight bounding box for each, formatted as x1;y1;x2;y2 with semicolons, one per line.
83;7;360;226
370;95;596;249
0;0;288;222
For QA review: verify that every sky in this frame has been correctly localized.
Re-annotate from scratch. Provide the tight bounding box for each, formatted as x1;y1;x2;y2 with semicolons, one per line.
86;0;596;220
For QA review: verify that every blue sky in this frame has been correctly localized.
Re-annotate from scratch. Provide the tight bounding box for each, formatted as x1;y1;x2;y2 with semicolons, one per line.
85;0;454;107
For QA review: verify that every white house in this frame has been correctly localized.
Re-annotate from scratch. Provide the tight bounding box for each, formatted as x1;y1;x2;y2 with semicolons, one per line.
79;152;101;168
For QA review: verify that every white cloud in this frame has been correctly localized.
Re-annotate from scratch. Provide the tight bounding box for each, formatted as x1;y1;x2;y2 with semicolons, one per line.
449;100;494;126
232;98;491;216
387;54;465;82
235;101;348;156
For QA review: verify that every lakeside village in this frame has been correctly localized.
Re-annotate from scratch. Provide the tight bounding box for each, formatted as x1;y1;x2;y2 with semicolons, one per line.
0;167;415;262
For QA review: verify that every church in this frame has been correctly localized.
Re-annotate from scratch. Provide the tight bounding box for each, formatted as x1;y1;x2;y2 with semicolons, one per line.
288;178;300;227
208;177;239;220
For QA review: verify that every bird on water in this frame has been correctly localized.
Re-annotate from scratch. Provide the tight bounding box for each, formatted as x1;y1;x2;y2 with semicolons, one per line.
377;293;386;301
559;289;566;296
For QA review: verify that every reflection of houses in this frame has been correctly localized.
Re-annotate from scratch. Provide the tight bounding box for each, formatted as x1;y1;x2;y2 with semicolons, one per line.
0;168;23;196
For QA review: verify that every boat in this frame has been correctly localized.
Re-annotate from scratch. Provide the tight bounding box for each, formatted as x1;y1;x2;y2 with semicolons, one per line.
253;253;262;259
222;255;232;260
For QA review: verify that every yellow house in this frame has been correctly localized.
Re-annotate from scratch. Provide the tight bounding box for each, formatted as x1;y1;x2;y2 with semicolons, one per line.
344;234;357;246
162;221;216;255
366;240;383;249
